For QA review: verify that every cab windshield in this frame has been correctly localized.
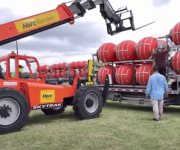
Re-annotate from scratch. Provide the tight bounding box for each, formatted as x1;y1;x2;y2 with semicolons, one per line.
10;57;39;79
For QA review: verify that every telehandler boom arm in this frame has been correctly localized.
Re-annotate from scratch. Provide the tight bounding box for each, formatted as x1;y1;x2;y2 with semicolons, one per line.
0;0;135;46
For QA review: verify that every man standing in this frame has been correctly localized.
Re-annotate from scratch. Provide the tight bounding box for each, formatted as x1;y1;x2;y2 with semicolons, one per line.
151;45;170;77
146;66;168;121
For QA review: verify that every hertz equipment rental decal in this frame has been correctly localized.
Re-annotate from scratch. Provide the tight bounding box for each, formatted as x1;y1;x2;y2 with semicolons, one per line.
15;10;60;33
40;90;55;103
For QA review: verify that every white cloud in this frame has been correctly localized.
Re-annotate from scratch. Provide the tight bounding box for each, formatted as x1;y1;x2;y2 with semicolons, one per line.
0;0;179;65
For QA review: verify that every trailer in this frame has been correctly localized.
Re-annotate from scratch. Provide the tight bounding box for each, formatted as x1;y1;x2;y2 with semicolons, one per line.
92;29;180;107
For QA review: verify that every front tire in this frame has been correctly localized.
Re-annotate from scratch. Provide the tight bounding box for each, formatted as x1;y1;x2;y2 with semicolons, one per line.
73;86;103;119
0;88;29;134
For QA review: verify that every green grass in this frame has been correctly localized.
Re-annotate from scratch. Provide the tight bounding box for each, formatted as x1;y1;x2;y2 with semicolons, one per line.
1;101;180;150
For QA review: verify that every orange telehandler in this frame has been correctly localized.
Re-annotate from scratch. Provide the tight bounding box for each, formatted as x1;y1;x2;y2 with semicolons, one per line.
0;0;137;134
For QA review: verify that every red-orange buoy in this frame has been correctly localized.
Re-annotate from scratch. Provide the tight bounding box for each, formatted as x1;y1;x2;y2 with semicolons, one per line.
80;69;88;77
115;40;137;61
79;61;87;69
97;43;116;62
115;65;134;85
97;66;114;84
170;22;180;45
172;51;180;74
136;63;153;85
136;37;158;60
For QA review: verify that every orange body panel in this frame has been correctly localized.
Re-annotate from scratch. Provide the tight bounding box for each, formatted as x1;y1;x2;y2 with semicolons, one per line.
0;79;77;109
24;82;76;109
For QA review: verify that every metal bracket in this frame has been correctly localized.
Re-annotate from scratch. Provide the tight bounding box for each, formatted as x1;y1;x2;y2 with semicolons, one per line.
87;0;96;10
73;1;86;16
102;75;110;105
139;99;144;104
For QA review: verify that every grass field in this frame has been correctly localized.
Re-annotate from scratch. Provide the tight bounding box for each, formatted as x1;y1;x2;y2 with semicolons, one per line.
1;101;180;150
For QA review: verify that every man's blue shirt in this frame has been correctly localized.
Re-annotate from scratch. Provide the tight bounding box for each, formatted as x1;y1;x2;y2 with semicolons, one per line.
146;72;168;100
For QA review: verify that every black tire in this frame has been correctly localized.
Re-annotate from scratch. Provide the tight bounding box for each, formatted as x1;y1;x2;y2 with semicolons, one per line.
41;105;66;115
0;88;29;134
73;86;103;119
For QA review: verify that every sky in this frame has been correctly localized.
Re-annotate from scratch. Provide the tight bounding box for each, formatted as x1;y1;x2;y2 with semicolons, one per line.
0;0;179;65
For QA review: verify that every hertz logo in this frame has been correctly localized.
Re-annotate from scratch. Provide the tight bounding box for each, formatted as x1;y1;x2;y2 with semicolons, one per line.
40;90;55;103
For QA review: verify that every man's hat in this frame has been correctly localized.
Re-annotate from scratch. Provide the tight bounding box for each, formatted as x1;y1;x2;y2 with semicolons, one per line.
19;65;24;68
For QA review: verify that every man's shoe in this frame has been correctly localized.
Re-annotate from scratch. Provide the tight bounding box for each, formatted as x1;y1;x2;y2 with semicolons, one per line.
159;116;163;120
152;118;159;121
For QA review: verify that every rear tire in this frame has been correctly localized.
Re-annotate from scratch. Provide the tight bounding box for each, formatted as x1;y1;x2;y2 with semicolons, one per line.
41;105;66;115
0;88;29;134
73;86;103;119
